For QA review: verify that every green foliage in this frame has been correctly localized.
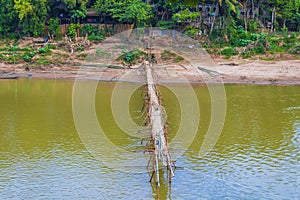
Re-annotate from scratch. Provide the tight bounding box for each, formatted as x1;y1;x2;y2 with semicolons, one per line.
77;53;88;59
184;26;199;38
81;24;99;35
220;47;239;58
23;51;35;62
241;51;254;59
94;0;153;26
67;23;80;39
70;8;87;23
156;20;176;29
38;46;51;55
247;20;260;32
172;8;199;23
161;50;184;63
14;0;48;36
289;46;300;54
76;46;85;52
118;49;146;66
47;18;60;37
253;46;266;54
88;35;105;43
0;0;18;36
13;0;33;20
81;24;106;42
35;57;50;65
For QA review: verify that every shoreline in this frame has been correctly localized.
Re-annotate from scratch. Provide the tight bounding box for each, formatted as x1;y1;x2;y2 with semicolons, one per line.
1;59;300;85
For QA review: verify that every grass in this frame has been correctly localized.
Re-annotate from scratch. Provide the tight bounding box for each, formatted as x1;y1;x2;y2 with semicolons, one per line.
161;50;184;63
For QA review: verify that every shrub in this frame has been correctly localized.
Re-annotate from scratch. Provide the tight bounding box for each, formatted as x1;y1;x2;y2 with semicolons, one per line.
241;51;254;59
253;45;266;54
88;35;105;43
67;23;80;39
81;24;98;36
38;46;51;55
23;51;35;62
161;50;182;61
239;39;252;47
76;46;85;52
156;20;176;29
118;49;146;66
220;47;239;58
184;26;199;38
47;18;60;38
247;20;261;32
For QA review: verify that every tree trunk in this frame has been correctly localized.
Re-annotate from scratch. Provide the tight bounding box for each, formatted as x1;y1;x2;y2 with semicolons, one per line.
257;0;260;21
251;0;255;19
271;6;276;32
244;1;248;31
210;2;219;35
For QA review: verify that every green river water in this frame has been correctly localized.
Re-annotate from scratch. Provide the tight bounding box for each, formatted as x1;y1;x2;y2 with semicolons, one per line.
0;79;299;199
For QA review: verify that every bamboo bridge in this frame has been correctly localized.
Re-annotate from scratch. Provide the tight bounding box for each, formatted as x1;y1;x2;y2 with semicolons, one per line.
144;59;175;187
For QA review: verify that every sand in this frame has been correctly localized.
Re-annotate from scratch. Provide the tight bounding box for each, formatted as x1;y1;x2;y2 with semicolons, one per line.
1;58;300;85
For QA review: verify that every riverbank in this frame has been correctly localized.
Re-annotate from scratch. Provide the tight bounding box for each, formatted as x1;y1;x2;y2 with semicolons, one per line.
1;58;300;85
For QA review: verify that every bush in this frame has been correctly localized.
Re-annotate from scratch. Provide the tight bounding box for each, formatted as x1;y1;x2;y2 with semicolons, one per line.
184;26;199;38
156;20;176;29
38;46;51;55
35;58;50;65
239;39;252;47
23;51;35;62
118;49;146;66
88;35;104;43
220;47;239;58
47;18;60;38
289;46;300;54
253;45;266;54
247;20;261;32
161;50;184;62
241;51;254;59
81;24;98;36
67;23;80;39
76;46;85;52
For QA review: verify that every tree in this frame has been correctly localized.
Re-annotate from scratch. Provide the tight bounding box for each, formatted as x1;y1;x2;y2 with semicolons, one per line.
62;0;88;23
172;8;200;32
0;0;18;36
14;0;49;36
94;0;153;26
47;18;60;38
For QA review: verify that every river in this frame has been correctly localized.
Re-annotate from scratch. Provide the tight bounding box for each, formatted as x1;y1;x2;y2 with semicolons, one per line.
0;79;299;199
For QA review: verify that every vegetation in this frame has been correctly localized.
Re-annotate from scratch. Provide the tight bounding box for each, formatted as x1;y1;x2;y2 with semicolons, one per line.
0;0;299;62
161;50;184;63
117;49;147;66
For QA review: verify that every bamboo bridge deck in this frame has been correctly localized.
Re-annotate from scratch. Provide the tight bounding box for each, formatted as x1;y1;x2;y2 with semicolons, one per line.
145;61;175;187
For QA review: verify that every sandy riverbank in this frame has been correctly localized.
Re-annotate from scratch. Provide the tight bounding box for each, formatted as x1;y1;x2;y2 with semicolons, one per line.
1;59;300;85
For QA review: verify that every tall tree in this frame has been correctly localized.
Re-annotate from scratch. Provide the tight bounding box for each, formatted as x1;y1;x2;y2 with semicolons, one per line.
0;0;18;36
94;0;153;26
14;0;49;36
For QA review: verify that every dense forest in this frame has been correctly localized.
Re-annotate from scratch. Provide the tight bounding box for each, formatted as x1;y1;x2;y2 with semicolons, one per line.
1;0;300;37
0;0;300;60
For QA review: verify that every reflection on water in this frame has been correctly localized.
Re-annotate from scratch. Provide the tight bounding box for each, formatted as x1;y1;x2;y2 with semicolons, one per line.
0;80;300;199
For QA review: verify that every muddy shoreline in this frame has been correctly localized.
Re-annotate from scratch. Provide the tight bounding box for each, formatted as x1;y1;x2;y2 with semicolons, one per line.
1;59;300;85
